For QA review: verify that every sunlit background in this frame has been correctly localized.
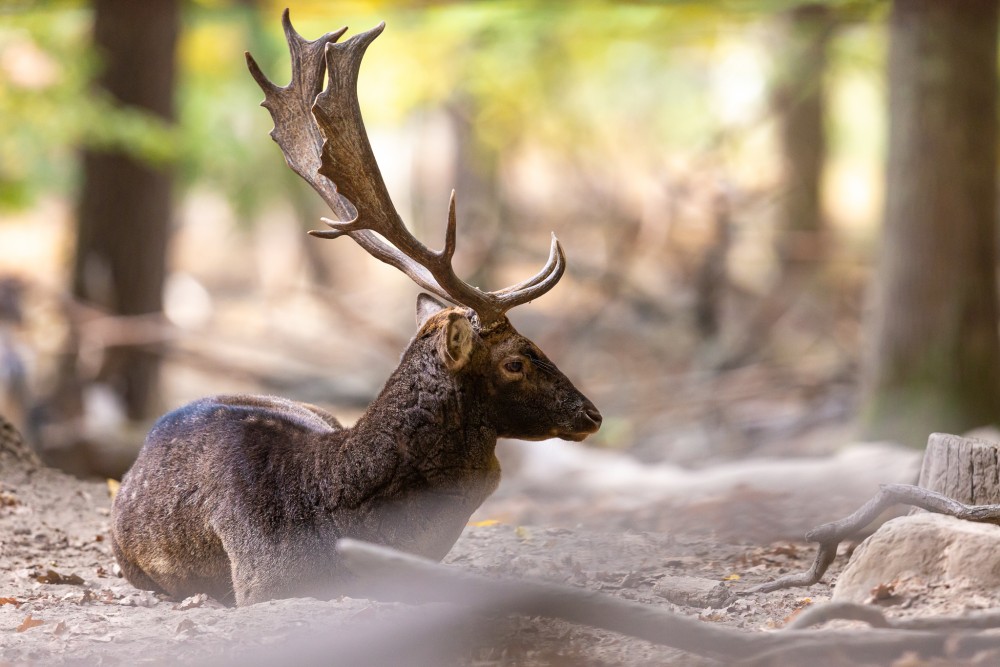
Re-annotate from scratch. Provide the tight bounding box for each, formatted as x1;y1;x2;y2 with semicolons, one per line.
1;0;886;477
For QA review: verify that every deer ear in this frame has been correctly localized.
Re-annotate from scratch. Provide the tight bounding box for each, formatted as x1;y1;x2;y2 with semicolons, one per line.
416;293;448;327
439;311;474;371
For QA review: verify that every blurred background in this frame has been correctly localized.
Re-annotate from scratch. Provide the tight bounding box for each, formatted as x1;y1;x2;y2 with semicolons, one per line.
2;0;997;479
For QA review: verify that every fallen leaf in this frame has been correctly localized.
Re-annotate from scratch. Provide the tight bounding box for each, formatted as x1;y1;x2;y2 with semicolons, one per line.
769;544;799;558
869;581;896;602
16;615;44;633
0;597;20;607
468;519;500;527
722;574;741;581
515;526;532;541
33;569;85;586
106;479;120;500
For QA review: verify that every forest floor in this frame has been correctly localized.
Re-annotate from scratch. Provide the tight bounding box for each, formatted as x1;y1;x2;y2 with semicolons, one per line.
0;433;948;666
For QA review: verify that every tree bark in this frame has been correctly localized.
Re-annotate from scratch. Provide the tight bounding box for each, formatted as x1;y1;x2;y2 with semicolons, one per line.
862;0;1000;447
917;433;1000;505
73;0;180;420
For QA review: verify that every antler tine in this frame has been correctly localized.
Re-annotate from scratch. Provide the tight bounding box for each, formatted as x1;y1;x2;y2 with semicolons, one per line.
409;195;566;326
492;233;566;298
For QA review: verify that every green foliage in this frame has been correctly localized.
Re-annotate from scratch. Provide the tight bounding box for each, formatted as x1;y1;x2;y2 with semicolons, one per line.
1;0;888;218
0;7;180;211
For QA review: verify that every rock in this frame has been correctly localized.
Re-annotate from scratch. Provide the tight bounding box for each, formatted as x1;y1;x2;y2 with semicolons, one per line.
653;575;734;609
117;591;159;608
833;513;1000;608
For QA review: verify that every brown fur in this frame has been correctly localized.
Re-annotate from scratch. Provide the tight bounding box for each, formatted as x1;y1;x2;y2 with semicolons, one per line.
110;300;600;606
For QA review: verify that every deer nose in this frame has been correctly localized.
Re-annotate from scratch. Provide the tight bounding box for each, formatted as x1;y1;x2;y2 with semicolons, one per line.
581;401;603;430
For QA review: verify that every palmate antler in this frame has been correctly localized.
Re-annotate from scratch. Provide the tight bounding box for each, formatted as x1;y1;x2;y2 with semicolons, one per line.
245;10;565;330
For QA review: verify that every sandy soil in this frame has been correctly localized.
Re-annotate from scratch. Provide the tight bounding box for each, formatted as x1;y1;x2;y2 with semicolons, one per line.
0;436;929;666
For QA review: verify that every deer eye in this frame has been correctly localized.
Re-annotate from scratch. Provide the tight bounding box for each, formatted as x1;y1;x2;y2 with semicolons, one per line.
504;359;524;374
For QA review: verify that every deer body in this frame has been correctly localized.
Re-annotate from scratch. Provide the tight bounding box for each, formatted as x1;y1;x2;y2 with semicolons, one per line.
110;14;601;607
112;306;598;605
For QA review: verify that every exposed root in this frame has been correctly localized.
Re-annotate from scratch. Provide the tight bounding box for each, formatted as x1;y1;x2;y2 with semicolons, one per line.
746;483;1000;594
336;538;1000;666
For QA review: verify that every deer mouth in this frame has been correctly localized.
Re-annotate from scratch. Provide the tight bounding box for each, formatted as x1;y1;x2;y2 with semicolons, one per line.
558;404;603;441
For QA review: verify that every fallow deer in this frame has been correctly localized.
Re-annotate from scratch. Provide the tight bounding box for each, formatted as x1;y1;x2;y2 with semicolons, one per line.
110;12;601;607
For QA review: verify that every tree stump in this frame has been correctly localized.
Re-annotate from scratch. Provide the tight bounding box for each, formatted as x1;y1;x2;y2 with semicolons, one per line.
832;432;1000;607
916;432;1000;505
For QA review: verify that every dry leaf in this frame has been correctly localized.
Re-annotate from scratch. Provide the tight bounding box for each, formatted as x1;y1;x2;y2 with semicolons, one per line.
770;544;799;558
722;574;741;581
0;597;20;607
106;478;121;500
868;581;896;602
467;519;500;527
33;569;85;586
16;615;44;633
515;526;532;540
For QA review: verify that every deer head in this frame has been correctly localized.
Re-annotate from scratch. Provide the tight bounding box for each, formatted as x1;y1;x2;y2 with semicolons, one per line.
245;11;601;443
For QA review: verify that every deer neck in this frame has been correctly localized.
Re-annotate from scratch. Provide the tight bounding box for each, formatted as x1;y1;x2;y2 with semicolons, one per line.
348;337;498;479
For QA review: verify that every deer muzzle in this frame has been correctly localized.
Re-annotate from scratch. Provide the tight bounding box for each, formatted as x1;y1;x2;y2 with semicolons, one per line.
563;399;602;441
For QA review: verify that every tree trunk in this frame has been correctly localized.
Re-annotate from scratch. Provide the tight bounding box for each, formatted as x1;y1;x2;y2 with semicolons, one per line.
862;0;1000;447
73;0;180;420
773;3;833;274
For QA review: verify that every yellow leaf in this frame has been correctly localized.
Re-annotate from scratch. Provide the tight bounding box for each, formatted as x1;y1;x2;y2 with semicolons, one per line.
467;519;500;527
515;526;532;541
16;614;44;633
723;574;741;581
107;479;121;500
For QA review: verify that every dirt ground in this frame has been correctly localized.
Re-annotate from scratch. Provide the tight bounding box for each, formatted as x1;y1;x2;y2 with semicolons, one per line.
0;434;931;666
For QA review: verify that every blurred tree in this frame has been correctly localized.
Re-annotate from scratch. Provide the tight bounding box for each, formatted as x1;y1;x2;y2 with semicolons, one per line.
71;0;180;420
772;3;835;275
862;0;1000;447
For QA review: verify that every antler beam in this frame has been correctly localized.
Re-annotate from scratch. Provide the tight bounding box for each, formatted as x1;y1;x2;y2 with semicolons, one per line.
246;10;565;329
